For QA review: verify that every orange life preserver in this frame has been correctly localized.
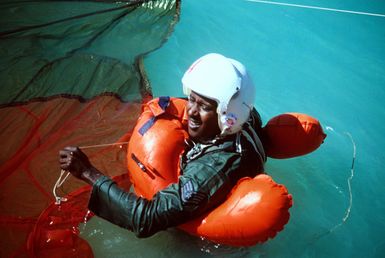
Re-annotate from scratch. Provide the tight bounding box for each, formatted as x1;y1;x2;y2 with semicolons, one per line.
262;113;326;159
127;96;188;199
127;97;325;246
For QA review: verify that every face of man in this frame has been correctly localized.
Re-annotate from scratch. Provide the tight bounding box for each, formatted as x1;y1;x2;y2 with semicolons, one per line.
187;91;221;142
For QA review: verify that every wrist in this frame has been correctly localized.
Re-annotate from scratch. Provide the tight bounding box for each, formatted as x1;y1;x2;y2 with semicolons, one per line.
81;166;104;185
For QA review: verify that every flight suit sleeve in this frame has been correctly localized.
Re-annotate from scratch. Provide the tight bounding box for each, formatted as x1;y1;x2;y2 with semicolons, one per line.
88;151;240;238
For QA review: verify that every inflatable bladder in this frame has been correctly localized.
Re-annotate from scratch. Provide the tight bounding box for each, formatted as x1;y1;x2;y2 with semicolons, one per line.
263;113;326;159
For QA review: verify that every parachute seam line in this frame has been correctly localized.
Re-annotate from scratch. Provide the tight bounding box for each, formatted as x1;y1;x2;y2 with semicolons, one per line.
0;0;148;37
67;6;137;57
8;6;137;103
4;4;141;106
0;93;138;109
24;166;53;199
1;0;182;107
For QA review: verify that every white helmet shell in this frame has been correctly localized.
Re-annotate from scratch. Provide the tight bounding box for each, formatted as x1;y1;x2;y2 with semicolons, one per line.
182;53;255;135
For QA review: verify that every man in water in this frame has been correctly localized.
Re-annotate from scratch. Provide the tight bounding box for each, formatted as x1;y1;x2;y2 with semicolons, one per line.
59;53;266;237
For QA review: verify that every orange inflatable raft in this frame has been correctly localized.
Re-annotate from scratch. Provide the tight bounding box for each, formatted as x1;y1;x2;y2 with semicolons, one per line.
127;97;326;246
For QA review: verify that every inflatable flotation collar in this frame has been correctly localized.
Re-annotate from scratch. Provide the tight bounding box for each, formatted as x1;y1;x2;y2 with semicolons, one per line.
127;97;325;246
127;96;188;199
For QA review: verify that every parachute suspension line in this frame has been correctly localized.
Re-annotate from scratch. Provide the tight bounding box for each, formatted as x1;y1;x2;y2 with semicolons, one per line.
53;169;70;205
310;127;356;241
77;141;129;150
341;132;356;224
53;141;129;205
327;130;356;232
0;0;147;37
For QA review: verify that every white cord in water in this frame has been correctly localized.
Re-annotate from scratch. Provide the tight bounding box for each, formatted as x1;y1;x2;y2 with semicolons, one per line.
312;127;356;239
331;131;356;229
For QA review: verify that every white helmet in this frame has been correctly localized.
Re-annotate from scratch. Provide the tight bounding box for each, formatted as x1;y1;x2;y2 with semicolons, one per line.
182;53;255;136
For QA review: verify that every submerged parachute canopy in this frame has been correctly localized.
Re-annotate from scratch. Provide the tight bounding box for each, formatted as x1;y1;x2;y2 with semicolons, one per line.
0;0;180;257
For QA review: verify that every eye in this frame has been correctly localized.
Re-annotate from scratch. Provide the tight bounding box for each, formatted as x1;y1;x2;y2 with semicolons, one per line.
201;105;211;111
188;95;196;103
201;104;215;112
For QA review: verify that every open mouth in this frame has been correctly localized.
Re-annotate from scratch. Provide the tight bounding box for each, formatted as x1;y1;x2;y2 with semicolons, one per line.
188;118;201;130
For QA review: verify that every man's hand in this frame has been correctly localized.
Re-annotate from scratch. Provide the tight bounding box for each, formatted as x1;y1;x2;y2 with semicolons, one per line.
59;146;104;185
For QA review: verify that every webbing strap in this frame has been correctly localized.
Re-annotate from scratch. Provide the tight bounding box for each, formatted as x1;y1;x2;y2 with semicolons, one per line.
138;96;170;136
139;116;156;136
158;96;170;110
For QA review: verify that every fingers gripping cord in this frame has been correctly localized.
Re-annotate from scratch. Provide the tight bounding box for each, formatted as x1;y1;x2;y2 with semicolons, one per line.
53;141;129;205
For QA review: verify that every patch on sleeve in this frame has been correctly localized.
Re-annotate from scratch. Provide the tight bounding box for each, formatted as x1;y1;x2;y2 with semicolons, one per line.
181;180;207;207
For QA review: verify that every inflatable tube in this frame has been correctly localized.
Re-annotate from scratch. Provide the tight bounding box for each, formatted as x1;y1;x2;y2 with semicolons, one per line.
263;113;326;159
178;174;292;246
127;97;297;246
127;96;188;199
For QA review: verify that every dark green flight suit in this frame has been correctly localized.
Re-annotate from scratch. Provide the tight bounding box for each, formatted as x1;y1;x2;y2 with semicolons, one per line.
88;109;266;238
